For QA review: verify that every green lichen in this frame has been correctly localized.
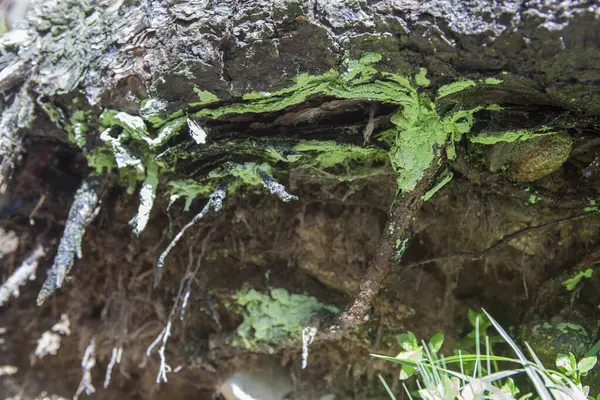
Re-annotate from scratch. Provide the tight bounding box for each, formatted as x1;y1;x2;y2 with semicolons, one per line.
436;80;477;99
87;147;116;174
563;268;594;291
88;54;501;216
293;141;388;169
484;78;503;85
528;194;540;204
40;102;65;125
168;180;214;211
584;199;600;213
168;162;278;210
139;98;170;128
192;88;220;105
395;238;409;259
470;128;556;145
415;68;431;87
68;110;89;148
232;287;339;349
387;80;489;192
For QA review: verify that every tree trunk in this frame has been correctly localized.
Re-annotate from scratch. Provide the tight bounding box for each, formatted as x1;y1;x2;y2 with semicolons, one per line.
1;0;600;399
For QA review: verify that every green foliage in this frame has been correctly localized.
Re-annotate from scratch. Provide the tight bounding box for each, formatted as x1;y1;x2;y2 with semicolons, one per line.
563;268;594;291
458;308;503;352
232;288;338;349
556;352;597;385
374;310;599;400
293;141;388;169
436;80;476;99
470;128;556;145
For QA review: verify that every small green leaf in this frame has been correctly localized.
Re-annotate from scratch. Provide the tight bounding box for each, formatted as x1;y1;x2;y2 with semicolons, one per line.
562;268;593;291
397;332;419;350
467;309;479;327
577;356;597;374
378;375;398;400
429;333;444;353
570;353;577;371
415;68;431;87
556;353;574;373
399;365;415;380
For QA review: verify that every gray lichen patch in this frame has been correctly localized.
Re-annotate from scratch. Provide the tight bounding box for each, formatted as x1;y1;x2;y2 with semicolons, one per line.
0;87;33;192
37;175;101;305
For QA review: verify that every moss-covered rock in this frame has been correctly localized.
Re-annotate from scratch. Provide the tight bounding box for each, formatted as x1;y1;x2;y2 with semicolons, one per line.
519;322;590;367
485;134;572;182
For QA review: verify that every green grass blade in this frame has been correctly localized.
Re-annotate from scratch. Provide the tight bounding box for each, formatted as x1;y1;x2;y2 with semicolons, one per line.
378;375;397;400
482;309;553;400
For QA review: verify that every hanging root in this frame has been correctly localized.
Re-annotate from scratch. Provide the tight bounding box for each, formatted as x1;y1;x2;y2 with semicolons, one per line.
37;175;101;305
157;184;226;269
146;321;172;384
74;338;96;400
129;161;158;236
259;171;298;202
301;326;317;369
103;346;122;389
0;244;45;306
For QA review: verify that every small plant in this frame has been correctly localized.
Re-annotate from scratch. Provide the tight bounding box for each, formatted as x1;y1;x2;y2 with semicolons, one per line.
563;269;594;292
373;309;597;400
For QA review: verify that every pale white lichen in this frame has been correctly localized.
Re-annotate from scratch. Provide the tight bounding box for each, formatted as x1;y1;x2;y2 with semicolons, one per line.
301;326;317;369
129;161;158;236
0;365;17;376
74;339;96;400
157;185;226;269
259;171;298;202
0;228;18;259
35;331;62;359
0;244;45;306
34;314;71;359
187;118;207;144
37;177;100;305
99;129;144;174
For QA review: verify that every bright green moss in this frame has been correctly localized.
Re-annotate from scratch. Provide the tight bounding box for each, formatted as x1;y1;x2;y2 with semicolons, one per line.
563;268;593;291
470;128;556;145
436;80;477;99
168;162;275;210
232;287;339;349
415;68;431;87
192;87;220;105
168;179;214;211
87;147;116;174
485;77;503;85
93;53;502;214
293;141;388;169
